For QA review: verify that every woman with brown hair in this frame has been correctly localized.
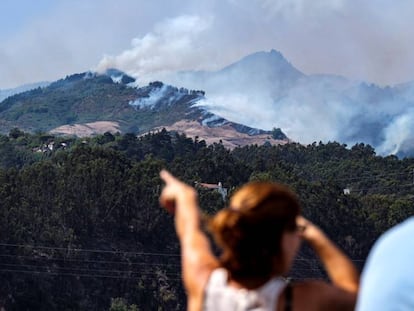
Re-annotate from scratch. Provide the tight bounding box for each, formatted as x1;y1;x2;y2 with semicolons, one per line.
159;170;359;311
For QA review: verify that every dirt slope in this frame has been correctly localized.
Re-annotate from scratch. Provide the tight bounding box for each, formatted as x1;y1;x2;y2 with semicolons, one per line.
154;120;289;149
50;121;120;137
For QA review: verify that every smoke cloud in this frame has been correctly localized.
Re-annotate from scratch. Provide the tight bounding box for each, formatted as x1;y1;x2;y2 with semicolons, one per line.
4;0;414;88
377;113;414;156
94;1;414;88
157;50;414;156
96;15;215;82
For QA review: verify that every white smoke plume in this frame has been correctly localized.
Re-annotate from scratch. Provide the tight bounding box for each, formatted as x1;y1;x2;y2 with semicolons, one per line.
96;15;215;83
161;49;414;156
377;111;414;156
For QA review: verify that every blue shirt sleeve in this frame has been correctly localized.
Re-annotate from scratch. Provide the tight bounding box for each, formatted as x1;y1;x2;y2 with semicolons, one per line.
356;217;414;311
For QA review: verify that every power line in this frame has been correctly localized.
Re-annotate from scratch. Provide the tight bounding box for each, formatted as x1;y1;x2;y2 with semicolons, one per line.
0;268;182;281
0;254;181;266
0;248;367;264
0;243;181;257
0;263;181;276
0;246;368;263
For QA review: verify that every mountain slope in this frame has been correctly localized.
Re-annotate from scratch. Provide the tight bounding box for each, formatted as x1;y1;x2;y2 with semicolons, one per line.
5;49;414;155
0;81;50;102
153;120;288;149
0;69;287;148
161;50;414;156
0;72;141;133
173;49;303;95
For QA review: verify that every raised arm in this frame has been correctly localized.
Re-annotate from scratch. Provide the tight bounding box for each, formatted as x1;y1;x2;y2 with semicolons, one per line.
297;216;359;293
159;170;218;308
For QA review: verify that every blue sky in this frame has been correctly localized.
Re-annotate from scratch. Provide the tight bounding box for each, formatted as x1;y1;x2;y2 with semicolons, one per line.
1;0;414;89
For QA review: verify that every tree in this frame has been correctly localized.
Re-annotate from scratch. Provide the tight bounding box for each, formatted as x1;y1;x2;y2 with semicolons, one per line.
9;127;25;139
109;298;139;311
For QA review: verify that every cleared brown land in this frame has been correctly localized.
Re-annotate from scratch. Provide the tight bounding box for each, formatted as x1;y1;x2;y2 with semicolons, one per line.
50;121;120;137
50;120;288;149
153;120;289;149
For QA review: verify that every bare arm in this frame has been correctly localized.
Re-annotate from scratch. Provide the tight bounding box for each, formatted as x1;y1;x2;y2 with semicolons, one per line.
297;216;359;293
159;170;219;303
283;281;356;311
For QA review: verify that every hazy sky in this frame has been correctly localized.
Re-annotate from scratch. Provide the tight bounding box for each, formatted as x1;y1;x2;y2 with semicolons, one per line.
2;0;414;89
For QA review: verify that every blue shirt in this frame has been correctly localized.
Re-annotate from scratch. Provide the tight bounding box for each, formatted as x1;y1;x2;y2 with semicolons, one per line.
356;217;414;311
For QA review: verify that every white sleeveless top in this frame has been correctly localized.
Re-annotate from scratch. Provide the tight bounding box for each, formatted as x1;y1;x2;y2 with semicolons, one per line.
203;268;287;311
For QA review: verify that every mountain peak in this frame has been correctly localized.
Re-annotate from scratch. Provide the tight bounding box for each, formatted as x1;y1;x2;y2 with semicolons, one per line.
220;49;304;81
252;49;285;60
236;49;292;65
268;49;290;62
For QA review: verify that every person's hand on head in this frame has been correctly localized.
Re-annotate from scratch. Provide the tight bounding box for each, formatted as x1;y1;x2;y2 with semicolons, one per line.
296;216;323;243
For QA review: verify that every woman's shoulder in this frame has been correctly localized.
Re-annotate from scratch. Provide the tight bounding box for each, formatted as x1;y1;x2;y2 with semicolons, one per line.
278;280;356;311
277;280;323;311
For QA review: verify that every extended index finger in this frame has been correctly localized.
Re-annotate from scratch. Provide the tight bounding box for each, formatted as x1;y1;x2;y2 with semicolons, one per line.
160;169;175;183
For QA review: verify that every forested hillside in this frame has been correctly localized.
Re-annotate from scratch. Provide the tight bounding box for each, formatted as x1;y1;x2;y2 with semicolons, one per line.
0;129;413;310
0;72;206;135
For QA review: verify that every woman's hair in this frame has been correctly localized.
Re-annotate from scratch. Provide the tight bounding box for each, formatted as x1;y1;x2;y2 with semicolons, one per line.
209;181;301;281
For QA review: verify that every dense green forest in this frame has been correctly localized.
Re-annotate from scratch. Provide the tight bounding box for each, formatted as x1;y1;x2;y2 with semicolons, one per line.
0;128;413;310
